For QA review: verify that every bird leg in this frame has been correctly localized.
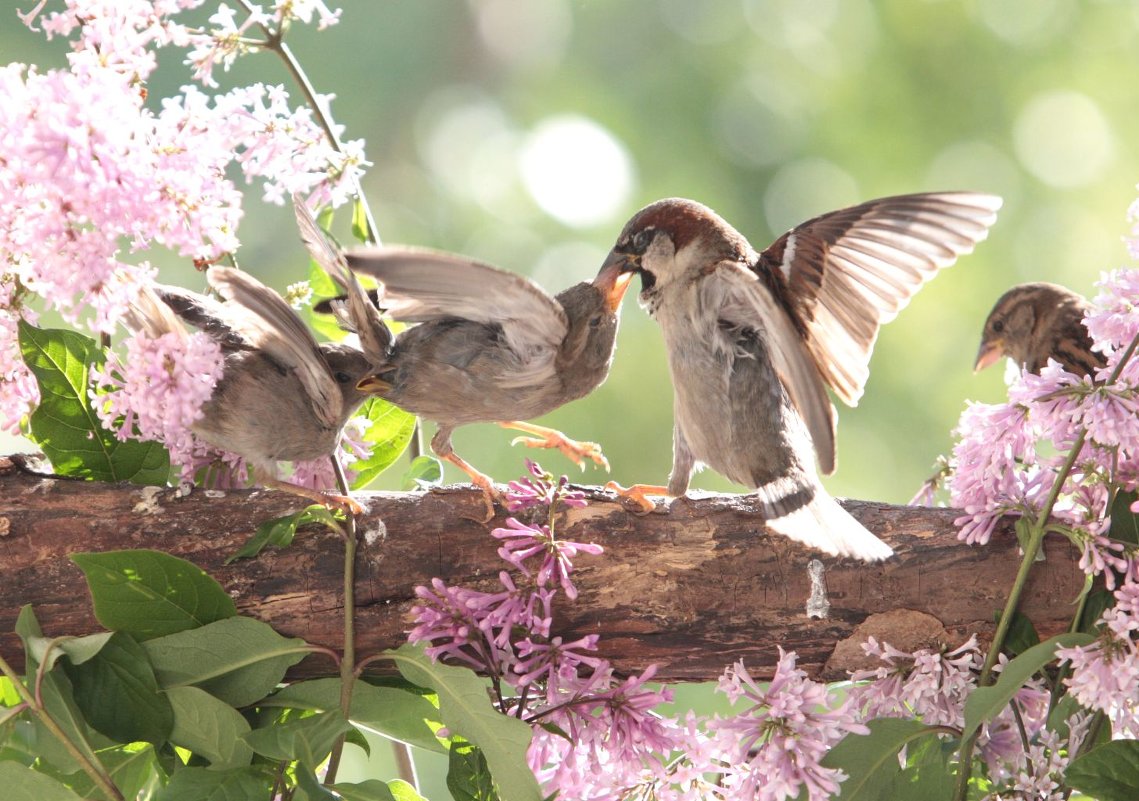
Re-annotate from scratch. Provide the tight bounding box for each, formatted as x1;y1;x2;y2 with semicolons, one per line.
605;481;669;513
258;475;364;516
499;421;610;471
440;451;501;522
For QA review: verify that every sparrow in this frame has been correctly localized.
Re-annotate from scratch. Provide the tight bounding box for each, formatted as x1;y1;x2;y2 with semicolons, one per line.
974;282;1104;377
297;213;634;512
603;192;1002;561
125;265;377;512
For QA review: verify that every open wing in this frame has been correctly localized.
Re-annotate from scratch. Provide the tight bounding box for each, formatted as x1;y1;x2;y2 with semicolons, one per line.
754;192;1002;405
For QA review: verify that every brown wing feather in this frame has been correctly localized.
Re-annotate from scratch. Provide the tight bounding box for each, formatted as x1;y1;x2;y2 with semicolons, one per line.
756;192;1002;405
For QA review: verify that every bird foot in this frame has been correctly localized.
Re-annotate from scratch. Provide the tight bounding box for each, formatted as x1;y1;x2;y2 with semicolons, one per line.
322;492;366;517
260;477;364;516
605;481;668;514
505;425;610;471
440;451;502;522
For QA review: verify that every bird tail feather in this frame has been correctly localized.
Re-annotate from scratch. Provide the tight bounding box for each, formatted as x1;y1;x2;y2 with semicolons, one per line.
754;479;893;562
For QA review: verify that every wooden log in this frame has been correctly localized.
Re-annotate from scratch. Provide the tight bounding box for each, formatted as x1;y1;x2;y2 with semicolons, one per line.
0;455;1086;682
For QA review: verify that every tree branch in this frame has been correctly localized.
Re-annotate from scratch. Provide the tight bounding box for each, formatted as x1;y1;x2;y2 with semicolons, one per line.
0;456;1087;682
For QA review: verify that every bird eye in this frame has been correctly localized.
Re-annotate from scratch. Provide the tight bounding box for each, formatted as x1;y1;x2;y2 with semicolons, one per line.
632;228;655;253
589;316;602;328
992;320;1005;334
334;371;352;383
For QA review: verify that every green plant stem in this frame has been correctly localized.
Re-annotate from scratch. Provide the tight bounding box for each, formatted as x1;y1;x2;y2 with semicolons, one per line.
953;430;1087;800
0;653;124;801
324;455;358;785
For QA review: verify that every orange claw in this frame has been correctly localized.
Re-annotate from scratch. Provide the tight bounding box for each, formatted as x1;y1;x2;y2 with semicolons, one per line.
605;481;669;514
260;477;365;516
441;451;501;522
499;421;610;471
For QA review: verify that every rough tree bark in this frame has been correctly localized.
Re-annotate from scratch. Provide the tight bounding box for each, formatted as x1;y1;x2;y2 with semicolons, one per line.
0;455;1087;682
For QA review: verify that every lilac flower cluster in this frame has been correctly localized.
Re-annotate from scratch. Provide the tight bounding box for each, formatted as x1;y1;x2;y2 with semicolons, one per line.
410;461;870;801
1;2;369;479
947;268;1139;584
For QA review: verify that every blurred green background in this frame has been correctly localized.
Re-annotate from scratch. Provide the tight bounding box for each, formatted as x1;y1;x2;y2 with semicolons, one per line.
6;0;1139;502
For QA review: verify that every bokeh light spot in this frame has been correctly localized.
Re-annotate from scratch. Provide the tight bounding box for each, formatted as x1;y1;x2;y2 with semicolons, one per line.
1013;91;1115;188
519;116;634;229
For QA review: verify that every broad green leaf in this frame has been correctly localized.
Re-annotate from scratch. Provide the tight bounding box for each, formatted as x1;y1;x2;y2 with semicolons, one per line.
330;779;402;801
225;505;341;563
18;322;169;484
388;780;430;801
1080;588;1114;633
305;257;349;343
1067;740;1139;801
63;631;173;745
449;736;499;801
71;550;236;640
389;643;541;801
821;718;938;800
352;197;372;243
25;632;114;674
166;686;253;770
243;709;350;768
0;761;84;801
295;765;339;801
350;398;417;489
143;617;308;707
1000;610;1039;657
263;677;444;753
886;732;955;801
1109;489;1139;545
401;455;443;491
156;766;268;801
43;744;165;801
962;632;1094;740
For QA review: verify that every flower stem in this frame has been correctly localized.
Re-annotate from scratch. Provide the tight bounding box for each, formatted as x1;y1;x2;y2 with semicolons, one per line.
324;455;357;785
0;653;124;801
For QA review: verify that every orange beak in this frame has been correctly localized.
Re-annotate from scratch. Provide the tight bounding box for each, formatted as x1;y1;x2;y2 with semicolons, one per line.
356;375;392;393
974;339;1005;372
593;251;637;313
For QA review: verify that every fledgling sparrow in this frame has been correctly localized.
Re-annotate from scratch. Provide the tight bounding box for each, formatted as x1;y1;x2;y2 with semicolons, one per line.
975;282;1104;377
604;192;1002;561
126;265;377;511
298;217;633;512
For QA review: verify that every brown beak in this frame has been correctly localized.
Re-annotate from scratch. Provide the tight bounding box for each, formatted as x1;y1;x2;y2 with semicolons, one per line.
974;339;1005;373
593;251;637;313
356;375;393;393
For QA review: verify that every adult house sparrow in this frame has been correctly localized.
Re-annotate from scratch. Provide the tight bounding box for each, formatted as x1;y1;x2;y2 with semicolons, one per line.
975;282;1104;377
300;228;634;511
604;192;1002;561
125;266;377;511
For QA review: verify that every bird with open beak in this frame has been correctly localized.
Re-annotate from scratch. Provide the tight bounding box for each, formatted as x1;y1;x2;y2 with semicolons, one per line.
603;192;1002;561
301;226;634;515
974;282;1104;378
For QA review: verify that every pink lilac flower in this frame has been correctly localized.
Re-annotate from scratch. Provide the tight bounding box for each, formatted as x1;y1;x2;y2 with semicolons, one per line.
0;275;39;433
89;329;224;463
709;651;867;801
503;458;587;512
491;517;602;600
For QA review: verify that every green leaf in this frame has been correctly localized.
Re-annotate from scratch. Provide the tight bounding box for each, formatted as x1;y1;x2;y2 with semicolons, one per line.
961;632;1095;741
821;718;939;800
42;744;165;801
25;632;114;674
262;677;444;753
243;710;350;768
156;766;268;801
1110;489;1139;545
1080;588;1114;634
1067;740;1139;801
1000;610;1040;657
389;643;541;801
352;197;372;243
63;631;173;745
143;617;308;707
350;398;417;489
225;505;341;564
330;779;402;801
401;455;443;491
0;761;84;801
70;550;237;640
166;686;253;770
387;780;430;801
18;321;169;485
295;764;339;801
449;736;499;801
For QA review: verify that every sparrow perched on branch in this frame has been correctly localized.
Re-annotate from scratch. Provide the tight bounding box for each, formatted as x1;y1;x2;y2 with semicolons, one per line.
604;192;1002;561
974;282;1104;377
296;207;633;512
126;265;377;511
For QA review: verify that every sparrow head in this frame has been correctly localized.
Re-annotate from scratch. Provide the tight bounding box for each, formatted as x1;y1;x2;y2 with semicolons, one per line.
605;198;751;312
975;282;1081;372
555;278;625;374
320;343;379;418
